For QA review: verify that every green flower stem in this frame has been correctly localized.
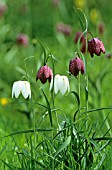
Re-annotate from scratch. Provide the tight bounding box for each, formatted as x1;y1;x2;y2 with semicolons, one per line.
78;72;81;110
31;96;36;159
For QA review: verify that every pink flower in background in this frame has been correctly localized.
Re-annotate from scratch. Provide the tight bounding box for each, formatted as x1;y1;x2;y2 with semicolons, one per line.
88;37;105;57
36;65;53;84
0;3;7;17
69;57;85;77
56;22;72;36
17;33;29;47
74;31;86;53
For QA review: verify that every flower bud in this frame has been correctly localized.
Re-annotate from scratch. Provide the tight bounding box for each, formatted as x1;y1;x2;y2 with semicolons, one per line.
36;65;53;84
69;57;85;77
88;38;105;57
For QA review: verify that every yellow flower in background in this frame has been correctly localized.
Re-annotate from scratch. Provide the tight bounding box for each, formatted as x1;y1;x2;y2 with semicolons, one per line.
90;8;100;24
0;98;8;106
74;0;86;9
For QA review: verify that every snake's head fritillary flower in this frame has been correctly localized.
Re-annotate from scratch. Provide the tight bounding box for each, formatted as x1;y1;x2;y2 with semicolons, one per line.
50;74;70;95
17;33;29;47
74;31;86;53
56;22;72;36
12;81;31;99
88;38;105;57
36;65;53;84
69;57;85;77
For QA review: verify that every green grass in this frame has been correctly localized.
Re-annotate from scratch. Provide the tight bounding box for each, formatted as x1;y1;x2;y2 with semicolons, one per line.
0;0;112;169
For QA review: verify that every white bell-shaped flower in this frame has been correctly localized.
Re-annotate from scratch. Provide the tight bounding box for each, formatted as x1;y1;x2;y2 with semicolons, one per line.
12;81;31;99
50;74;70;95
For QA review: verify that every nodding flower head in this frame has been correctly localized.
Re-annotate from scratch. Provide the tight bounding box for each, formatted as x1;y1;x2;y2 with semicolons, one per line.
88;37;105;57
69;57;85;77
50;74;70;95
74;31;86;53
36;65;53;84
17;33;29;47
12;81;31;99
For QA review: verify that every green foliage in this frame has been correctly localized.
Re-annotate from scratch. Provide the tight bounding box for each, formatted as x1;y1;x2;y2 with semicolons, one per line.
0;0;112;169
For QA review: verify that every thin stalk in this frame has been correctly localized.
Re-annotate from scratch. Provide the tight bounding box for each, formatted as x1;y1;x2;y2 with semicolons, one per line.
31;96;36;159
78;72;81;110
85;33;88;112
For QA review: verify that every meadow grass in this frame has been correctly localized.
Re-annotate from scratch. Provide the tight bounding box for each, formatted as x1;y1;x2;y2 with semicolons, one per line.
0;0;112;169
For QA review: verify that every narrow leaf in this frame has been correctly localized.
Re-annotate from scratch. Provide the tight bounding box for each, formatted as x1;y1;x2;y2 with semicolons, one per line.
41;89;53;127
70;91;80;107
54;136;71;158
2;128;52;139
85;86;88;102
37;39;47;65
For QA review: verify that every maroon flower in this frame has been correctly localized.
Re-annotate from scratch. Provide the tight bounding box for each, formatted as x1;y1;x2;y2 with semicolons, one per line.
17;33;29;47
0;3;7;17
56;22;72;36
88;38;105;57
69;57;85;77
74;31;86;53
36;65;53;84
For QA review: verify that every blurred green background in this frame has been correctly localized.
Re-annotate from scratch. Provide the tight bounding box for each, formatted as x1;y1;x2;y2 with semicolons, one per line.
0;0;112;168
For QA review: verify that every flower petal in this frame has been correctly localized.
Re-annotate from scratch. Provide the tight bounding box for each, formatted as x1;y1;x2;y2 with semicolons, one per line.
54;74;61;94
12;81;21;98
12;81;31;99
60;76;69;95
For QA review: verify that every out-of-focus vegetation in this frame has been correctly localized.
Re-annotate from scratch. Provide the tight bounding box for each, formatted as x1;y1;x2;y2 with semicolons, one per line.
0;0;112;169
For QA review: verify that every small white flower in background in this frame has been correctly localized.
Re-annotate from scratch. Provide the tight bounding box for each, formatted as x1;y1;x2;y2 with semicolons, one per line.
12;81;31;99
50;74;70;95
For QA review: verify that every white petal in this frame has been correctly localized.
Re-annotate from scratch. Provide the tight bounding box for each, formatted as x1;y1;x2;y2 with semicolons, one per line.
50;78;53;91
59;76;67;95
12;81;21;98
25;81;31;99
54;74;61;94
21;81;31;99
59;76;70;95
12;81;31;99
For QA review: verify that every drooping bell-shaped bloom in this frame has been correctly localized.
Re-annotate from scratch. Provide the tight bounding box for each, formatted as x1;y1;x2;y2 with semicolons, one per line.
88;38;105;57
50;74;70;95
36;65;53;84
69;57;85;77
12;81;31;99
17;33;29;47
74;31;86;53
